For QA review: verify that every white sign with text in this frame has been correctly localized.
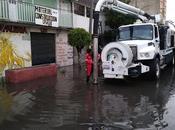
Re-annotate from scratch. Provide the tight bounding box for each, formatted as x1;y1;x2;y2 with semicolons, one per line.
35;5;58;27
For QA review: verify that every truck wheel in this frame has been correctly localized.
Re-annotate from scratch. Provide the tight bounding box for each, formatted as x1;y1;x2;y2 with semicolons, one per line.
149;58;160;80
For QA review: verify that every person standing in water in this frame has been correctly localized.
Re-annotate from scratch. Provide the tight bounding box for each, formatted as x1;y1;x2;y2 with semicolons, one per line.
85;49;93;83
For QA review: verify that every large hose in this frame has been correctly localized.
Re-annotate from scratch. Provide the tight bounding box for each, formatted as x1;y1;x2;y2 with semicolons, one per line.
101;42;133;66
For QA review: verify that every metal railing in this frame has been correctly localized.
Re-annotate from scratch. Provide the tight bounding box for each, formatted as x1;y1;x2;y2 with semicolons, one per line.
0;0;9;20
17;1;35;23
0;1;74;28
0;0;34;23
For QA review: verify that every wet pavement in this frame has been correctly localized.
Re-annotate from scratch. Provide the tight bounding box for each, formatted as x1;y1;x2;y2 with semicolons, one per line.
0;65;175;130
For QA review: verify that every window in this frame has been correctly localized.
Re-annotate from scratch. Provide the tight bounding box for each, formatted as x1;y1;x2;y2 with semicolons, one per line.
74;3;85;16
119;25;153;41
119;27;130;40
86;7;90;17
86;7;94;18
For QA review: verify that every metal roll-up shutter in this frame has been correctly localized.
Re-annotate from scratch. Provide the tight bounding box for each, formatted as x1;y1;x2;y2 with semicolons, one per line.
31;33;55;66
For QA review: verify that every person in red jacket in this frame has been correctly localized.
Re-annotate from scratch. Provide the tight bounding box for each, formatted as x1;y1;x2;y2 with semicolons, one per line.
85;49;93;83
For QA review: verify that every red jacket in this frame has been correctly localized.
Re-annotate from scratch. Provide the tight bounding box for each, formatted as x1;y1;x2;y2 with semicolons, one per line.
85;53;93;76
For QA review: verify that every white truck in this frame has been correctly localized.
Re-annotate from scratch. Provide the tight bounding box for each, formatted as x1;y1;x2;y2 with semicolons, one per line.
101;22;175;80
97;0;175;80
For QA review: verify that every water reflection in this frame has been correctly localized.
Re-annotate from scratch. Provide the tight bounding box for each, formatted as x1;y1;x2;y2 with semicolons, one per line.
0;76;57;129
0;89;13;124
80;67;175;130
0;66;174;130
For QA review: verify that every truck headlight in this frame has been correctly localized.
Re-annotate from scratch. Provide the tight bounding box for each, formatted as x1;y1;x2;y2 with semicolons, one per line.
140;52;150;58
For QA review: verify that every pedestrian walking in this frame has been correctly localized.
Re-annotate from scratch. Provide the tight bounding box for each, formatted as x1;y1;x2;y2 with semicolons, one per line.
85;49;93;83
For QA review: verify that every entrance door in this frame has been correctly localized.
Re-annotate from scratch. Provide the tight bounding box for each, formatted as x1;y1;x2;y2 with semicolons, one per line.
31;33;55;66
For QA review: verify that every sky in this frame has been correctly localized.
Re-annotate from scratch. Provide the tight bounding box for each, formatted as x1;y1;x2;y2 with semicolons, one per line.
166;0;175;22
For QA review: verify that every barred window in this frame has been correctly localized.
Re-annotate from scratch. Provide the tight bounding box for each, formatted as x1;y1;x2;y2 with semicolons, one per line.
86;7;94;18
74;3;85;16
86;7;90;17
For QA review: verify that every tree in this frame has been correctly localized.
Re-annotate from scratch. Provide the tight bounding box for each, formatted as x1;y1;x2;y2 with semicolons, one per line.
68;28;91;64
104;0;135;29
99;0;136;46
104;9;136;29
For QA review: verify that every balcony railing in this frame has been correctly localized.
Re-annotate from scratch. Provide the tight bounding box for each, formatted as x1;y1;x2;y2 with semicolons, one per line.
17;1;35;23
0;1;73;28
0;0;34;23
0;0;9;20
59;8;73;28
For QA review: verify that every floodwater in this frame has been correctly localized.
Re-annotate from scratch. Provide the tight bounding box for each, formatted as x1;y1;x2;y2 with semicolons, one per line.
0;65;175;130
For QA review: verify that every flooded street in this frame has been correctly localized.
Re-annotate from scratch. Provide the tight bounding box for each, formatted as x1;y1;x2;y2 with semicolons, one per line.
0;65;175;130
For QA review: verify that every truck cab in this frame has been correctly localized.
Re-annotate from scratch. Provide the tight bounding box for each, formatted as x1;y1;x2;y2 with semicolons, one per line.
118;23;160;61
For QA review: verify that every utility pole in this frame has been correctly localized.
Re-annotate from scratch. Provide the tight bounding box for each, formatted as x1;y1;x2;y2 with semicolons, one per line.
89;0;94;34
89;0;98;84
93;11;99;84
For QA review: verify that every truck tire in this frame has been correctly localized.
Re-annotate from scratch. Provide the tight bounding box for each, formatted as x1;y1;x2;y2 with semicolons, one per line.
101;42;133;67
149;58;160;80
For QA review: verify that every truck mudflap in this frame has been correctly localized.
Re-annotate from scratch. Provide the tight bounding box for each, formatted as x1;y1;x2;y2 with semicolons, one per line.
102;62;150;79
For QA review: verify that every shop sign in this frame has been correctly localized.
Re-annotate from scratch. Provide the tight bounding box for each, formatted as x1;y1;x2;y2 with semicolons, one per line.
35;5;58;27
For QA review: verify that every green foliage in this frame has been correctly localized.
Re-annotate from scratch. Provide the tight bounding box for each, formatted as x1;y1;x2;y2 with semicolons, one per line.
103;30;116;42
104;0;136;29
68;28;91;53
122;0;131;4
99;30;117;49
104;9;136;29
100;0;136;44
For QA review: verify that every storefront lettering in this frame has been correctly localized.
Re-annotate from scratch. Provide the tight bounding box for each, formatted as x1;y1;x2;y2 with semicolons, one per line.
0;25;27;33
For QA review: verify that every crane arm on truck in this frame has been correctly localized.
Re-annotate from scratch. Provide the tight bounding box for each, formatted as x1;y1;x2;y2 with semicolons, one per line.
95;0;158;22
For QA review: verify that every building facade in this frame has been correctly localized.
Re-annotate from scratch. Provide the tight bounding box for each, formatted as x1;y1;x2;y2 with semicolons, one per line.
130;0;167;20
0;0;166;76
0;0;97;76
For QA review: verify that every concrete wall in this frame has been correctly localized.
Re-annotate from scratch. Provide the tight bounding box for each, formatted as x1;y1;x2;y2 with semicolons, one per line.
35;0;57;9
130;0;160;15
0;32;32;76
129;0;167;19
56;31;73;67
73;14;90;32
